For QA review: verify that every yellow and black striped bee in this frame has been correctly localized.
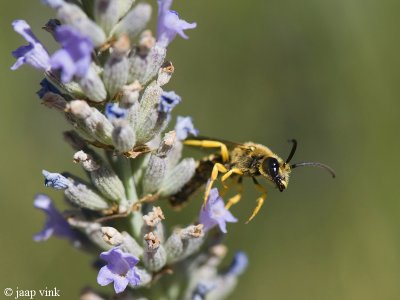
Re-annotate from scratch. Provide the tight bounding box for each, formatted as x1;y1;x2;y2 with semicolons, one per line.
169;137;335;223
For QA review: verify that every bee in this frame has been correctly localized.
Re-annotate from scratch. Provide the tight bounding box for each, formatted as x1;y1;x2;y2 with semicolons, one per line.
169;137;335;223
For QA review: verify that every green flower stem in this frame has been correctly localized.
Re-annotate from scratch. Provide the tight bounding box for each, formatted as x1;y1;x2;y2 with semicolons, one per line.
129;211;144;241
118;156;138;205
115;155;143;239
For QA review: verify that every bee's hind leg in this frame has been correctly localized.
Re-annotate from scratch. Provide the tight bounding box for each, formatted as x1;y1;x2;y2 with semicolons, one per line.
246;177;268;223
184;140;230;162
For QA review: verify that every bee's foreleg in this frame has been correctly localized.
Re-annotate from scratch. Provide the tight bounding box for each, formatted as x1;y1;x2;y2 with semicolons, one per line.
203;163;228;206
246;177;268;223
184;140;230;162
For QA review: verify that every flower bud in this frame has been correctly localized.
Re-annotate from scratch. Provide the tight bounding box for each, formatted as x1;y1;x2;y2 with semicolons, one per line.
68;100;113;145
56;2;107;47
128;42;167;85
101;226;124;246
99;227;144;258
142;132;175;194
64;179;110;211
120;81;142;108
134;81;164;144
103;35;130;97
159;158;196;197
141;206;166;243
141;44;168;85
142;232;167;272
165;224;205;264
78;67;107;102
156;61;174;87
112;120;136;153
117;0;135;19
166;140;183;169
94;0;119;34
143;206;165;227
74;150;126;202
112;3;152;41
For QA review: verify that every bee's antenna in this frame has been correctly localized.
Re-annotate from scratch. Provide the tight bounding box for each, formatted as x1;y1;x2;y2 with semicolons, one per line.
286;139;297;163
291;162;336;178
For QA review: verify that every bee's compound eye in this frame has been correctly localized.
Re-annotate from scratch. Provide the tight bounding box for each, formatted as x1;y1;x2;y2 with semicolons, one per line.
262;157;280;178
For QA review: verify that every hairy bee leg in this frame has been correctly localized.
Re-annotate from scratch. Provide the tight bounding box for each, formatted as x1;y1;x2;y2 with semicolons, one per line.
246;177;268;223
246;197;265;224
225;179;244;209
203;163;228;206
225;194;242;209
221;168;243;187
184;140;230;162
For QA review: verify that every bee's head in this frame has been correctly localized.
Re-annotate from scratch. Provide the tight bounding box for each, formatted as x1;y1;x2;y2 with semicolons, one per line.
260;139;335;191
260;156;291;192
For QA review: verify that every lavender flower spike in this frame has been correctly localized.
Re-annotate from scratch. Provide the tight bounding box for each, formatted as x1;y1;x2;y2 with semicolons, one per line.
199;188;238;233
11;20;51;71
175;116;199;141
33;194;76;241
157;0;197;47
97;247;141;294
50;25;93;83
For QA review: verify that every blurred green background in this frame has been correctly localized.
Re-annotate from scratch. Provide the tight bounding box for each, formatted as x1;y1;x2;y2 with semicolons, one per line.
1;0;400;299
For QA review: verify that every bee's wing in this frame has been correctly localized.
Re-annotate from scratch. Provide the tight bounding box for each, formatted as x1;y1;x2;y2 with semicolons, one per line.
185;135;248;151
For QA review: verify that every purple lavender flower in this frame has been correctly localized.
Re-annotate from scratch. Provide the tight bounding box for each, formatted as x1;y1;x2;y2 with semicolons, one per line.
33;194;76;241
199;188;237;233
159;91;181;113
50;25;93;83
37;78;61;99
157;0;197;47
11;20;51;71
42;170;70;190
175;116;199;140
97;247;141;294
105;103;127;120
225;251;248;276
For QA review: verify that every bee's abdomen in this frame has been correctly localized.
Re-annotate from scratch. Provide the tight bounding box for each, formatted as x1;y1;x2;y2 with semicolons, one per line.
169;157;218;207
